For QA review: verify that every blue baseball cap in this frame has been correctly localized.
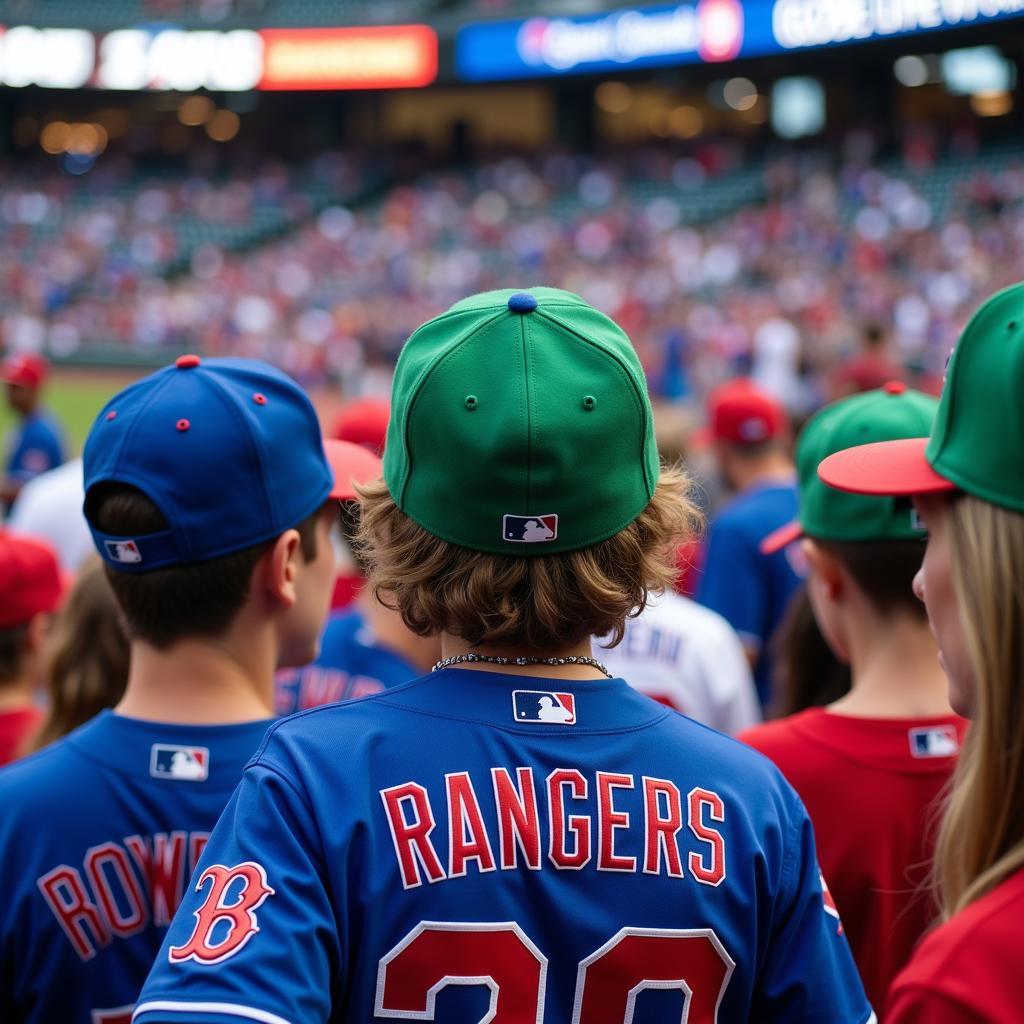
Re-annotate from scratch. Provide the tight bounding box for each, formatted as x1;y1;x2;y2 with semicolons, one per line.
83;355;334;573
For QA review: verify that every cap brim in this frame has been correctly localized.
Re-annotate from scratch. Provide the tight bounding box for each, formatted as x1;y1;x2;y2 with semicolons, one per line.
760;519;803;555
817;437;956;498
325;439;383;501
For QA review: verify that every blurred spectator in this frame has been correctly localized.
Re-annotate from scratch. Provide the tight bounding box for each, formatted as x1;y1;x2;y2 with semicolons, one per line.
1;354;66;512
0;532;62;765
27;558;129;753
331;396;390;456
600;589;760;735
6;457;91;572
769;587;851;719
696;378;803;707
831;322;904;399
275;440;439;715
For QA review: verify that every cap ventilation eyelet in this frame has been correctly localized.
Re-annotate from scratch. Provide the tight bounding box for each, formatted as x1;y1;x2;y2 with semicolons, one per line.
106;410;117;421
582;395;597;411
176;419;191;432
465;395;478;410
253;392;267;406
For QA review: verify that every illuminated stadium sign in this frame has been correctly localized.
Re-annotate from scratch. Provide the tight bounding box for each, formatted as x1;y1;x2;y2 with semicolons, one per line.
771;0;1024;50
457;0;744;80
457;0;1024;80
259;26;438;90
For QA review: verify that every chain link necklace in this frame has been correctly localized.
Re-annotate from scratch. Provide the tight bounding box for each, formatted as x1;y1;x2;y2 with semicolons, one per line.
432;652;612;678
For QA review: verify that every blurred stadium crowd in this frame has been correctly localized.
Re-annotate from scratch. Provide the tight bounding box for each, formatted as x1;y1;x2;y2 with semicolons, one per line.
4;135;1024;405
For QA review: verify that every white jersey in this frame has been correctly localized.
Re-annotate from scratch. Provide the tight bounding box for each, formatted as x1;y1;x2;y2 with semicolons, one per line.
6;457;92;572
600;590;761;735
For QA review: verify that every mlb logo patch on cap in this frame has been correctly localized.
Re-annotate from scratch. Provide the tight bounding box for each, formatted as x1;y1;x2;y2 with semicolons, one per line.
503;514;558;543
512;690;576;725
150;744;210;781
105;539;142;564
908;725;959;759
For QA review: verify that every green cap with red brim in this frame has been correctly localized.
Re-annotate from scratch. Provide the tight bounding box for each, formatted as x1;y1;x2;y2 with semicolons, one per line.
761;382;938;555
818;282;1024;511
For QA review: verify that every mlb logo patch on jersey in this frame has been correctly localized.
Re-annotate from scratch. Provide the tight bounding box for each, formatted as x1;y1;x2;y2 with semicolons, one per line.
512;689;576;725
150;744;210;781
105;539;143;564
909;725;959;758
503;514;558;543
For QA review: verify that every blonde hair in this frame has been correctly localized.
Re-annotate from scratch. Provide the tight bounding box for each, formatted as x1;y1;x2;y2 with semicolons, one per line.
28;559;130;753
357;465;701;650
935;494;1024;918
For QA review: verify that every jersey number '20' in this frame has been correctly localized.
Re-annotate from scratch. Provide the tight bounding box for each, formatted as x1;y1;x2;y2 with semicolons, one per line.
375;922;735;1022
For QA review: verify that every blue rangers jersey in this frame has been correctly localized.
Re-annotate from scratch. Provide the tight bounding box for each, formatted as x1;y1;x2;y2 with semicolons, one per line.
0;710;272;1024
136;670;875;1024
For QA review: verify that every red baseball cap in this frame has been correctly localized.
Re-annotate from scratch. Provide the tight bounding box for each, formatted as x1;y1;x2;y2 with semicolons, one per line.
331;397;389;456
1;352;49;390
0;532;63;628
700;378;787;446
325;439;383;502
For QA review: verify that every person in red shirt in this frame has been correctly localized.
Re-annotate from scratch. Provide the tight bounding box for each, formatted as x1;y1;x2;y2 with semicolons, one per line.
741;382;965;1012
819;283;1024;1023
0;531;63;765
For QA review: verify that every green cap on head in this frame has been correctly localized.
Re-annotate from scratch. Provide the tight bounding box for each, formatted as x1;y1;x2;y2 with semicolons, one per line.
761;382;938;554
819;282;1024;510
383;287;660;555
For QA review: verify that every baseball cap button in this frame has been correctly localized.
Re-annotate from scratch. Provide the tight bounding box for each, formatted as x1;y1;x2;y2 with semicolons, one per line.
883;380;907;395
507;292;537;314
175;354;201;369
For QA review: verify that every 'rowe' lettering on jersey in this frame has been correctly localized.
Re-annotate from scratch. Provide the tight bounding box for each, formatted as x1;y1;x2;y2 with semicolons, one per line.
380;767;726;890
36;830;210;961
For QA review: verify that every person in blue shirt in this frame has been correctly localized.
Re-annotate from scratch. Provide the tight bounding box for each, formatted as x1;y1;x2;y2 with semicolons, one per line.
0;356;350;1023
275;440;440;715
696;378;804;707
2;353;67;512
137;290;873;1024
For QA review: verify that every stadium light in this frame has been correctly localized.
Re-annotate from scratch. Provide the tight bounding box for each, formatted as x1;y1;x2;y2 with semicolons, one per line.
595;81;633;114
893;55;929;88
723;77;758;111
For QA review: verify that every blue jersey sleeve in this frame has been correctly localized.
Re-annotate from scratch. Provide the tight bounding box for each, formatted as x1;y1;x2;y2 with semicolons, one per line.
754;801;876;1023
696;518;765;651
6;417;65;481
134;763;339;1024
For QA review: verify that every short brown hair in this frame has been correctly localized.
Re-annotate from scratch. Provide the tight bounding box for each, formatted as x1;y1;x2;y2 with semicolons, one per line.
0;626;29;686
814;537;927;620
87;483;321;650
357;465;700;650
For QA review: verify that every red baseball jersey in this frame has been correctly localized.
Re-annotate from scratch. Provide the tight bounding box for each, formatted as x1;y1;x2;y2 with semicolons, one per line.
886;866;1024;1022
740;708;967;1011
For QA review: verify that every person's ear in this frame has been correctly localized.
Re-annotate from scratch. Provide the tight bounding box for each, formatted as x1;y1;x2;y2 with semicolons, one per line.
259;529;303;610
24;612;51;654
802;539;844;603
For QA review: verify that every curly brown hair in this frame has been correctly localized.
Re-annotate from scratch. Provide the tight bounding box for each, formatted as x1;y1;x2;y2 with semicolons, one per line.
357;465;701;650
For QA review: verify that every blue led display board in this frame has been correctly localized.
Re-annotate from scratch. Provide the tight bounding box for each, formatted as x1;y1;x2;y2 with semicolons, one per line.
456;0;1024;82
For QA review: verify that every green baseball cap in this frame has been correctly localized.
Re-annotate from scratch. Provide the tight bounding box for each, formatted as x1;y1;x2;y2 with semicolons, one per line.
761;381;938;555
382;287;660;555
819;283;1024;512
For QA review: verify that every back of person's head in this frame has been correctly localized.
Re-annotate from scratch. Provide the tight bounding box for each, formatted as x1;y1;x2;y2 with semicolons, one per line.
81;356;343;660
705;377;788;456
0;532;63;687
359;288;700;650
29;558;129;751
761;382;938;652
770;586;851;718
1;352;48;414
816;282;1024;919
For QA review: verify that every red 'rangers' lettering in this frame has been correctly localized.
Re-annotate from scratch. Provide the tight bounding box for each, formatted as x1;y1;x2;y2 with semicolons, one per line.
381;767;728;889
168;862;274;965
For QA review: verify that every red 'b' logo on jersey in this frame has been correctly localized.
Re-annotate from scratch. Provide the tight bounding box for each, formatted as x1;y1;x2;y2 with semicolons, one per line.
168;862;274;965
